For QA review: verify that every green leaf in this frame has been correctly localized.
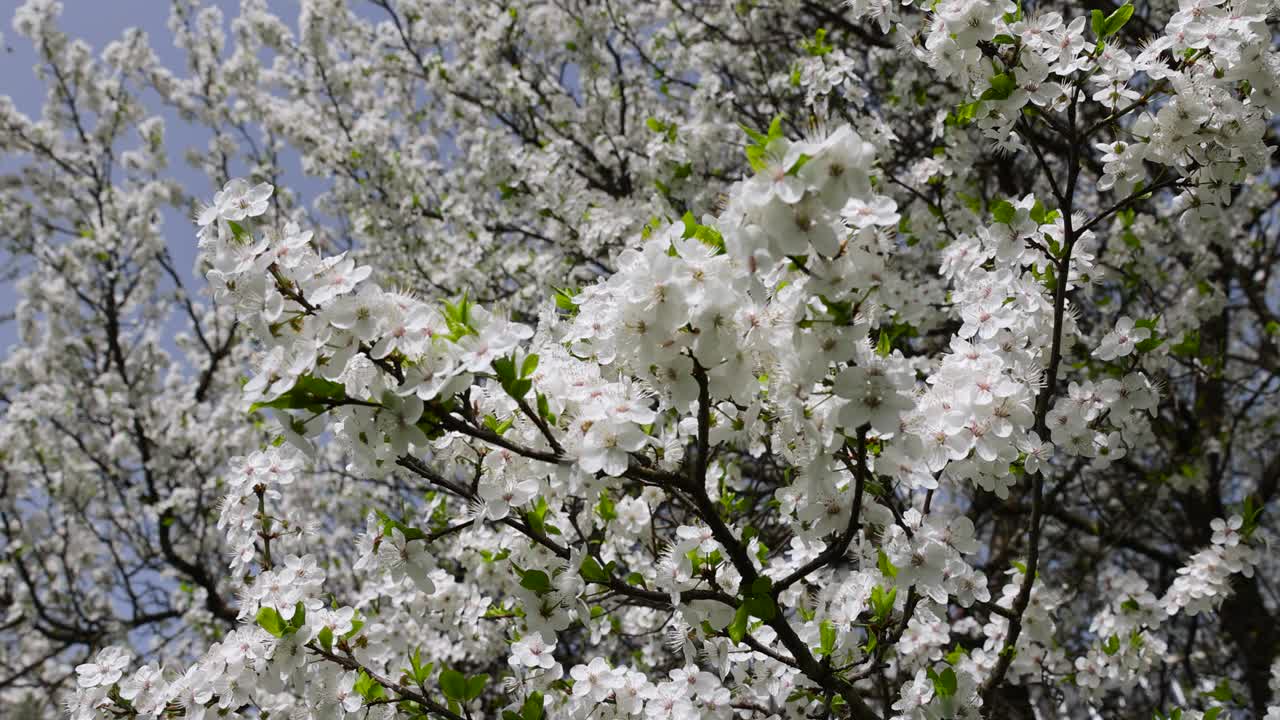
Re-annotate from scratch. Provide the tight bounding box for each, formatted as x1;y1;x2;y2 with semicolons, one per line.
1135;335;1164;353
1103;634;1121;656
869;585;897;624
1205;678;1234;703
817;620;837;657
786;153;812;176
726;604;750;643
249;374;349;415
354;670;384;701
405;647;434;685
579;557;610;584
441;294;476;339
767;115;783;142
749;577;773;596
1029;199;1049;225
877;549;899;579
317;625;334;652
801;28;834;56
982;72;1017;101
744;593;777;621
526;497;550;536
493;356;516;383
991;199;1016;224
595;490;617;522
375;510;428;542
1240;495;1265;539
521;692;546;720
536;392;554;422
680;211;726;254
938;667;957;696
1130;629;1145;650
1171;330;1200;358
552;286;580;315
520;353;539;379
927;666;958;697
1103;4;1134;37
256;607;287;638
439;668;468;701
950;101;981;127
519;569;553;595
741;115;786;171
1091;9;1106;38
740;123;770;147
875;329;893;357
863;631;878;654
465;674;489;701
226;220;251;244
289;601;306;630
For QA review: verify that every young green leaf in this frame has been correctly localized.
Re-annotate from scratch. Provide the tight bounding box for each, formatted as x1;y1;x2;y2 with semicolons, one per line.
439;668;468;701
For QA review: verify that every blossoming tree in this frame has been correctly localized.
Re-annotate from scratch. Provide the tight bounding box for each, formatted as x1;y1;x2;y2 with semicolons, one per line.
3;1;1280;719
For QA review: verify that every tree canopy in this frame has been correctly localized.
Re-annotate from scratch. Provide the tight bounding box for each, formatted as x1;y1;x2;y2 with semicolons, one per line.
1;1;1279;719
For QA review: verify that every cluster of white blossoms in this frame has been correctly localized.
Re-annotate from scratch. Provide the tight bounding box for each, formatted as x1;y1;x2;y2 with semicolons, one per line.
882;0;1277;195
73;648;133;714
1071;569;1167;696
1162;515;1261;617
198;176;665;490
217;447;303;574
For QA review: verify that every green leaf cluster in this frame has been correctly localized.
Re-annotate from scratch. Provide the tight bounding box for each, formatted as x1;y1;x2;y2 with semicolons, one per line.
869;584;896;625
726;577;777;643
442;295;476;340
742;115;785;172
991;199;1017;224
646;117;678;143
250;375;348;415
926;666;958;698
579;556;616;585
681;212;726;254
816;620;838;657
440;667;488;704
354;670;385;702
1133;316;1164;353
1091;4;1134;40
317;616;365;653
256;602;307;638
1029;199;1060;226
982;72;1018;102
402;647;435;686
492;352;539;400
801;28;834;57
552;286;580;316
